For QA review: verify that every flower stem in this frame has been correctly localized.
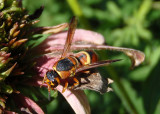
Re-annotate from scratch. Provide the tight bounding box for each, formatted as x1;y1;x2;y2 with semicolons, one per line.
66;0;90;29
66;0;83;17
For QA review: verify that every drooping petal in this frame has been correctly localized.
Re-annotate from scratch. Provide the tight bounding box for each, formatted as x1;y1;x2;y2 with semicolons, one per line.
70;45;145;68
57;86;91;114
45;29;105;45
31;29;105;55
3;110;17;114
13;94;44;114
31;23;68;34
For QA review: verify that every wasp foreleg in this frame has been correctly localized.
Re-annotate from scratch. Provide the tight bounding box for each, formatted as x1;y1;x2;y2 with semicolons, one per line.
40;75;47;88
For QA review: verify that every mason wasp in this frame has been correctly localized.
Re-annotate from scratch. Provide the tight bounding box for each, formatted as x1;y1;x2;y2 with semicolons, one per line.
42;17;121;93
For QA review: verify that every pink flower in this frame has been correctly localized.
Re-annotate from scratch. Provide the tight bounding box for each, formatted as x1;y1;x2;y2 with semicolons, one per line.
28;29;145;114
31;29;105;114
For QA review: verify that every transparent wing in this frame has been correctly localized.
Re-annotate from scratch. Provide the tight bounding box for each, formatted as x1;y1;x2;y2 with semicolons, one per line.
76;59;122;73
61;16;77;58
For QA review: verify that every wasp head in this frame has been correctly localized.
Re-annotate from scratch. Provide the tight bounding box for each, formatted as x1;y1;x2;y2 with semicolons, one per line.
46;70;59;88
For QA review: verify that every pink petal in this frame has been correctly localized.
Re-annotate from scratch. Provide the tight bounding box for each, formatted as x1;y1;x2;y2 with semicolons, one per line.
3;110;17;114
46;29;104;45
25;55;59;86
31;29;105;55
57;86;90;114
27;80;91;114
13;94;44;114
34;55;59;78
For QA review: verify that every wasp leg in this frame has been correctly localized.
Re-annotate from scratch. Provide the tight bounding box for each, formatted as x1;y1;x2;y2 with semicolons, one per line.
70;77;79;89
48;85;51;100
40;75;47;88
44;80;52;100
62;82;68;93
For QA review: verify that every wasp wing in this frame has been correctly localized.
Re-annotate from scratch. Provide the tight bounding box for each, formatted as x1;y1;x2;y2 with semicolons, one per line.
76;59;122;73
61;16;77;58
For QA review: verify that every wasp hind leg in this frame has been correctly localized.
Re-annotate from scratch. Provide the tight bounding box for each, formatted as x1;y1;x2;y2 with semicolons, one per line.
62;82;69;93
70;77;79;89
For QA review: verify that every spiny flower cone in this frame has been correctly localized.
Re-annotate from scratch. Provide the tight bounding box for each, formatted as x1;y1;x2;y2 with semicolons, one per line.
0;0;68;113
0;0;44;111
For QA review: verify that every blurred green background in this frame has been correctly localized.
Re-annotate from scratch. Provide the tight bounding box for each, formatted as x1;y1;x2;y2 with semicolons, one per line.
23;0;160;114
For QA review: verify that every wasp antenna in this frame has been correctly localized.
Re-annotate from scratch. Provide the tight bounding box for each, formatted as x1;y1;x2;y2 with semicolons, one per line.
40;75;46;88
48;93;51;101
36;66;50;70
107;59;123;64
47;86;51;101
40;83;43;88
112;59;123;62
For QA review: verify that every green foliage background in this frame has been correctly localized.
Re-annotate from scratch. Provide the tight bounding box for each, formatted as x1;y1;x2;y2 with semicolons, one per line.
23;0;160;114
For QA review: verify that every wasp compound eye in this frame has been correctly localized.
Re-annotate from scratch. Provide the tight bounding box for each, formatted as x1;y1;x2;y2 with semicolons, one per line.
46;70;58;82
46;71;54;82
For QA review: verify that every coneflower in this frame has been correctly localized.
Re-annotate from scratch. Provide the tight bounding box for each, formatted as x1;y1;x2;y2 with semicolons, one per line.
0;0;44;113
0;0;145;113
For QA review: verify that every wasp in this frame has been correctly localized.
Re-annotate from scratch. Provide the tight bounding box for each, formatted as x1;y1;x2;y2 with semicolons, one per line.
42;17;121;93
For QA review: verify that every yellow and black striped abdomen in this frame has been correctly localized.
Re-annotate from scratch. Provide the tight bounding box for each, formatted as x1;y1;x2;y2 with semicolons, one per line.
75;50;98;65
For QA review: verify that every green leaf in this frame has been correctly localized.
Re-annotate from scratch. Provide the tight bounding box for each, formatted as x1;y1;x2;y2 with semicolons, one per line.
26;34;50;48
106;1;122;19
143;62;160;114
113;79;145;114
154;101;160;114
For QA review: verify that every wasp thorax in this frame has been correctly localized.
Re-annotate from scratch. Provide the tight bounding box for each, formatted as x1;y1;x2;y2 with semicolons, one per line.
56;58;74;71
52;57;78;79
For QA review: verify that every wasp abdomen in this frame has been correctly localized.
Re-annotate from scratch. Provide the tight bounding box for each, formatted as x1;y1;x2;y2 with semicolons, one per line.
75;51;98;65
